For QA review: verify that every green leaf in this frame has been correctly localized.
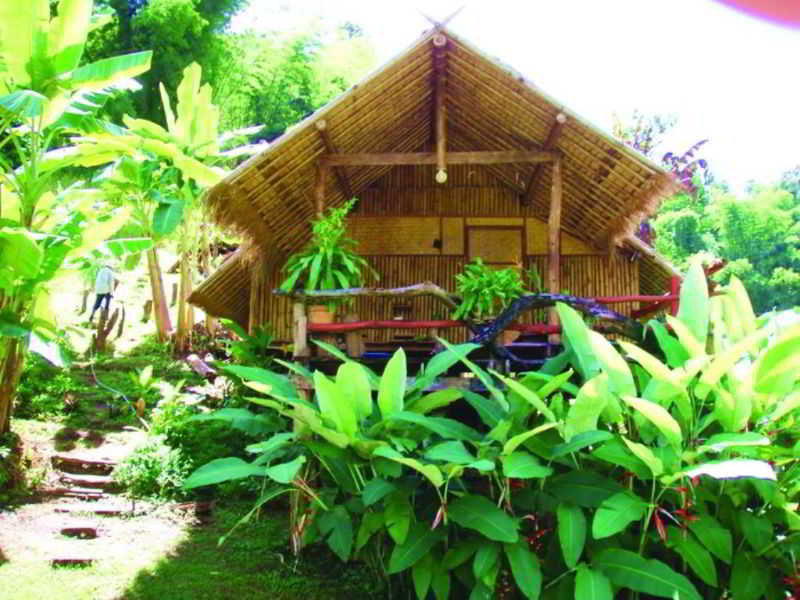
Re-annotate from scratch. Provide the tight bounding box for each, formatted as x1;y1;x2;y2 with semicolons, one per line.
362;478;397;506
556;503;586;569
442;539;481;569
666;527;717;586
687;515;732;563
549;471;623;508
387;523;442;574
438;338;507;408
336;362;373;421
588;331;636;396
431;568;450;600
556;303;599;380
189;408;280;436
565;374;610;441
378;347;406;417
768;391;800;424
69;51;153;93
0;228;43;280
494;371;556;423
730;552;769;600
550;430;612;459
621;437;663;477
424;441;477;464
152;200;184;236
592;548;701;600
677;261;709;346
592;492;647;539
317;506;353;562
591;437;650;480
504;541;542;600
448;494;519;543
222;365;298;400
648;320;689;368
697;433;769;454
407;388;463;414
574;565;613;600
462;389;506;427
739;512;773;553
621;396;682;448
183;457;265;489
412;554;434;600
372;446;443;488
695;329;768;398
389;411;482;442
473;543;501;579
503;423;558;456
753;325;800;394
384;492;411;544
265;456;307;484
665;315;706;358
683;459;776;481
411;342;480;393
355;510;383;551
314;371;357;437
501;452;553;479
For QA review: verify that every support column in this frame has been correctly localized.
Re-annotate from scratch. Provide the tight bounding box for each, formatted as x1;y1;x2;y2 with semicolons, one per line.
670;276;681;316
433;33;448;184
313;163;327;217
548;157;563;342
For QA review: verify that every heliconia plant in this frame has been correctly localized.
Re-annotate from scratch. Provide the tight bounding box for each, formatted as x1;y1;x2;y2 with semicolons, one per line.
184;260;800;600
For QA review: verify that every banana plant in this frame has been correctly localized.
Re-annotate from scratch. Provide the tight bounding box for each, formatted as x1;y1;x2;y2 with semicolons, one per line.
0;0;152;433
59;62;262;350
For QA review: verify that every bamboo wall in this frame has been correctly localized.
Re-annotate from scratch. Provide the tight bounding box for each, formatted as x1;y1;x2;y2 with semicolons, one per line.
250;164;640;341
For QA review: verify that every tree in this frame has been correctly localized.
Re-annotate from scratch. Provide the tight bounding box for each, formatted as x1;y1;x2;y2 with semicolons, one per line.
86;0;248;122
0;0;152;433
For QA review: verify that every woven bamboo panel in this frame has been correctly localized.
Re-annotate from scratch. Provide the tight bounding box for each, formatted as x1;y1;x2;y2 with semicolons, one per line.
525;218;601;256
466;217;523;226
347;217;440;255
442;217;464;255
467;227;523;264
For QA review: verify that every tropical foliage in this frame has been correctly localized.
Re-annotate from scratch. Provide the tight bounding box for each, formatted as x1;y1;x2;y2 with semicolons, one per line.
184;262;800;599
279;199;378;308
0;0;152;433
452;258;526;321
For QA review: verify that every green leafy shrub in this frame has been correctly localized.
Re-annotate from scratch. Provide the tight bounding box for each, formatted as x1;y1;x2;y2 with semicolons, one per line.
185;263;800;599
16;355;83;419
452;258;525;320
113;435;192;500
279;199;378;310
222;319;275;366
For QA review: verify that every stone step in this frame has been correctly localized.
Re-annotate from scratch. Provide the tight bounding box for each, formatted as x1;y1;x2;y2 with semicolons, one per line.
40;486;106;500
51;557;95;568
59;519;99;539
53;503;128;517
51;454;116;475
58;473;117;491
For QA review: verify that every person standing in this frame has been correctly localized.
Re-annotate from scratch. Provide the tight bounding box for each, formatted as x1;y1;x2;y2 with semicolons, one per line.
89;265;115;323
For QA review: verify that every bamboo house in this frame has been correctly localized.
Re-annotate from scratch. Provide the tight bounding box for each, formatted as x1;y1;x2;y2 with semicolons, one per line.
190;25;682;354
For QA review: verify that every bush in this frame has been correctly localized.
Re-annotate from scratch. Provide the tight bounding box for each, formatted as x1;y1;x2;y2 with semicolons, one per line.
113;435;192;501
16;355;83;419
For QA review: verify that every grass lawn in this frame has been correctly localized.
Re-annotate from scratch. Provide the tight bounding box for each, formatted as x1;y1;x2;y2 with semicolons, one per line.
0;502;384;600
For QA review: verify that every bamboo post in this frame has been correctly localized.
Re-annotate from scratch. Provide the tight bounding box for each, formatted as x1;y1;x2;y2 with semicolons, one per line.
315;120;354;201
670;276;681;316
292;301;310;359
548;157;563;343
433;32;447;184
313;163;327;218
523;112;566;205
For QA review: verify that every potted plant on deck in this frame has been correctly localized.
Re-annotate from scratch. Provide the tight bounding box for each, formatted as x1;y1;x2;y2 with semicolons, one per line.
279;199;377;324
452;258;526;345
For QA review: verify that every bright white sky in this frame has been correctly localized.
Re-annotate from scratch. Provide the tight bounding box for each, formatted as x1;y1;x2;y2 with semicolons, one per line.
232;0;800;192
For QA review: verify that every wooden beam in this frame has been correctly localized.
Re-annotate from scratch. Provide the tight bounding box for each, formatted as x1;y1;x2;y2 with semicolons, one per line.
623;234;683;279
315;120;354;201
320;150;558;168
523;112;566;205
548;158;563;338
433;33;448;184
313;163;327;217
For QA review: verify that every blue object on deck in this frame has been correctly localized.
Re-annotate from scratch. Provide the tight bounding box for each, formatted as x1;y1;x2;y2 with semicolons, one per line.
363;352;391;359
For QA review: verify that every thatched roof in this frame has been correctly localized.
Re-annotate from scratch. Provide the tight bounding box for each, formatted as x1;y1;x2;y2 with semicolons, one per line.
192;25;681;326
